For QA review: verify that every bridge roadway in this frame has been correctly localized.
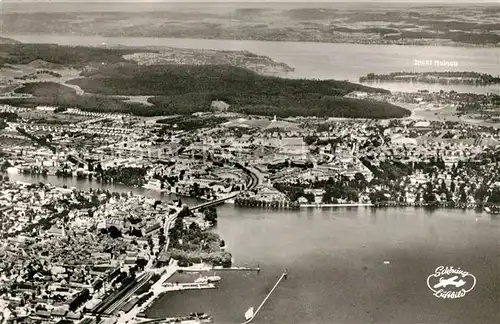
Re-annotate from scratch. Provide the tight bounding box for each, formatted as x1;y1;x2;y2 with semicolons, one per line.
189;192;240;212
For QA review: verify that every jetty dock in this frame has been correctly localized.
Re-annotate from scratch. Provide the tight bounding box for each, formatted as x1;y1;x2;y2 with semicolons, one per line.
135;315;211;323
162;282;217;290
241;270;288;324
180;266;261;272
213;266;261;272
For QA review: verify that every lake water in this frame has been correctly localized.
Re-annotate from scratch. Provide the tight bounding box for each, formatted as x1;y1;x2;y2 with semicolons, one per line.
5;34;500;94
148;205;500;324
7;172;500;323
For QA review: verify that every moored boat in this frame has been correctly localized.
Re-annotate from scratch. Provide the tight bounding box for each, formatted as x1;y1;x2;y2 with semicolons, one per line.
244;307;254;321
194;275;222;284
206;275;221;283
194;277;207;284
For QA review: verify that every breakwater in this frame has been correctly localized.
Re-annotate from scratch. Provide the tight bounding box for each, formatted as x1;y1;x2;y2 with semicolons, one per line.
180;266;261;272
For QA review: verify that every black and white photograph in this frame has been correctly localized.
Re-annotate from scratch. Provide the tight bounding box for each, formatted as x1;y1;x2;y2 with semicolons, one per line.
0;0;499;323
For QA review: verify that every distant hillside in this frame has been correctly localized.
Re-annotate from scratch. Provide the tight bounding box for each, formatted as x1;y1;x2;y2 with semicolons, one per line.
0;43;142;68
3;6;499;46
0;37;21;45
26;59;63;70
14;82;76;97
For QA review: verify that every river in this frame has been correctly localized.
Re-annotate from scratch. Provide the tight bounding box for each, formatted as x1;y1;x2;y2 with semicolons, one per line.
7;172;500;323
4;34;500;95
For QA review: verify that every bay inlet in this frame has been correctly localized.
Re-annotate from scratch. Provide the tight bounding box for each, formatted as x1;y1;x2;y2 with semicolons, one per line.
7;172;500;323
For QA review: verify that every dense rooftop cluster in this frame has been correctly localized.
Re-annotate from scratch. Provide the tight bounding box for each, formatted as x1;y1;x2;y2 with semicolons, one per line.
1;84;500;323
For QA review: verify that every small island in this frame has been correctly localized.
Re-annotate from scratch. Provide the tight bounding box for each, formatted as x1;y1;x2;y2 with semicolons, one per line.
360;71;500;86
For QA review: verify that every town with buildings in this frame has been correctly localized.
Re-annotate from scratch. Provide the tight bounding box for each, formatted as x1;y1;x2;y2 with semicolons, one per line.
2;84;500;323
1;0;499;322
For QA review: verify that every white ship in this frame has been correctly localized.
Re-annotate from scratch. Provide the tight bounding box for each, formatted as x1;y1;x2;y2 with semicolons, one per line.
194;276;222;284
194;277;206;284
244;307;254;321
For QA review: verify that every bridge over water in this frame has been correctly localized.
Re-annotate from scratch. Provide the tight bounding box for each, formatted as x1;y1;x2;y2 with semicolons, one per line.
189;192;240;212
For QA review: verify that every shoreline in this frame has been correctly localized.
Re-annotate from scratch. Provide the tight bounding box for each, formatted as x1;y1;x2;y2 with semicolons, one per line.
285;202;493;215
4;33;499;49
299;203;373;208
3;172;494;215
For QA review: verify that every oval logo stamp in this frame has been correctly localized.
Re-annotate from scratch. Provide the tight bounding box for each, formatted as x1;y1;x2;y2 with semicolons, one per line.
427;266;476;299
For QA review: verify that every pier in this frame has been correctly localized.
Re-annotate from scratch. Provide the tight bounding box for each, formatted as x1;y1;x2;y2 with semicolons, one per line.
241;270;288;324
135;315;211;324
213;266;261;272
162;282;217;290
180;266;261;272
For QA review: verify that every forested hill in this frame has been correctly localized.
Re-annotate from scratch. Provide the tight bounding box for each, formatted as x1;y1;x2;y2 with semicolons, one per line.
0;37;21;45
71;64;390;96
65;64;409;119
0;43;142;68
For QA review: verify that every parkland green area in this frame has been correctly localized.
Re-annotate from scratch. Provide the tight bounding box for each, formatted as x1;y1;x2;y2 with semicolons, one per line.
0;43;410;119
